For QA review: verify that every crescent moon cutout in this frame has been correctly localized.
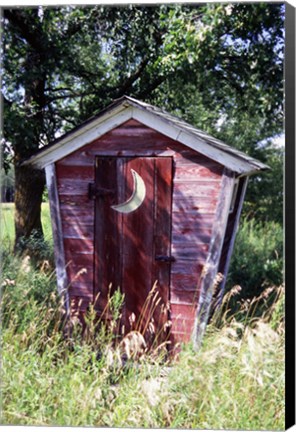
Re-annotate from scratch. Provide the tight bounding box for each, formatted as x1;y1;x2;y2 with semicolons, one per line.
111;169;146;214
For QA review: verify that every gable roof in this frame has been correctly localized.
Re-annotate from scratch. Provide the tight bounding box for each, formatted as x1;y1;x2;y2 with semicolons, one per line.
23;95;269;175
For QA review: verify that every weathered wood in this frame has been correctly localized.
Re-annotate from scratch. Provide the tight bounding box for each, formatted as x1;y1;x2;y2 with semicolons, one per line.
192;168;236;349
64;251;93;267
62;223;93;240
57;149;176;165
121;157;155;333
94;157;121;313
170;303;197;329
57;180;91;196
172;232;212;244
57;152;96;304
59;195;92;206
60;199;94;209
69;283;93;303
67;265;93;284
172;212;215;228
174;164;223;180
132;107;257;174
171;319;195;333
151;157;173;340
46;117;244;345
26;97;267;177
93;156;172;342
171;289;199;304
173;181;221;198
68;283;93;297
170;273;202;291
172;200;218;213
171;319;195;331
171;244;209;261
171;261;204;275
56;165;94;179
93;135;174;149
45;164;70;315
174;151;224;165
60;210;94;224
28;106;133;169
63;238;94;254
216;176;249;302
20;93;267;348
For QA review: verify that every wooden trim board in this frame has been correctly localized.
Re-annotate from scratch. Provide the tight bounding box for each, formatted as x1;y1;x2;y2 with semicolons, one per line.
28;107;133;169
192;168;236;349
132;108;257;174
45;164;70;315
217;176;249;302
24;100;265;176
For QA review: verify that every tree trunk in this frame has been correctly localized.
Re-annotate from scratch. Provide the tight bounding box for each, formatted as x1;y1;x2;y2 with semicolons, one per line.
14;159;45;254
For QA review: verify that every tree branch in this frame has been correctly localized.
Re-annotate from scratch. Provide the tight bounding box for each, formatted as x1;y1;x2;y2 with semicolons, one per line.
44;86;75;93
47;90;95;103
137;75;167;99
115;57;150;97
54;112;78;127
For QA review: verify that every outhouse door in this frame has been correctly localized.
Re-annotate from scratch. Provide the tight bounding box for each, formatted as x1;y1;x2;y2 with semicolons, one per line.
94;156;173;339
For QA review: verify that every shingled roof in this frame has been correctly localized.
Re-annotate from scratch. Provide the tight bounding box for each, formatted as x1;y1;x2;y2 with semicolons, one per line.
24;95;269;175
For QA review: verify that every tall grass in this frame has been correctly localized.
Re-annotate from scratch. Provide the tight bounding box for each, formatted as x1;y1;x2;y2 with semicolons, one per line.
163;310;284;430
1;252;285;429
1;207;284;428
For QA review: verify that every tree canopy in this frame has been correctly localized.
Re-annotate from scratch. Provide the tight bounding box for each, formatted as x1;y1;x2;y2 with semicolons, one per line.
2;3;284;248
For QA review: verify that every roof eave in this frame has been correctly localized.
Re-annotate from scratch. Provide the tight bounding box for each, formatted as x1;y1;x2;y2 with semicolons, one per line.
23;96;268;175
23;101;133;169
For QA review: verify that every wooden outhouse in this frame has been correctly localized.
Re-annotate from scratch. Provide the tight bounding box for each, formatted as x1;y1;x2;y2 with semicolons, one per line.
25;96;268;346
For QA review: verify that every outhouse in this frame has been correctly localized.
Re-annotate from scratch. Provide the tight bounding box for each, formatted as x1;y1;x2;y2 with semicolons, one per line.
25;96;268;346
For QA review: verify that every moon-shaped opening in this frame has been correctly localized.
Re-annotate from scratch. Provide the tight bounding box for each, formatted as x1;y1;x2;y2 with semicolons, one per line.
111;169;146;214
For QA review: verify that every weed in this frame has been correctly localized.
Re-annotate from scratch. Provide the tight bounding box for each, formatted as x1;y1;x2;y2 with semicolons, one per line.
1;250;285;429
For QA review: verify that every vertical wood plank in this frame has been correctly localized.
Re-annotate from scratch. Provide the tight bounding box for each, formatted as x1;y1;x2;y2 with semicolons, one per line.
45;164;70;315
53;118;236;345
93;156;172;341
121;157;155;333
94;157;121;314
216;176;249;302
193;168;235;349
152;157;173;340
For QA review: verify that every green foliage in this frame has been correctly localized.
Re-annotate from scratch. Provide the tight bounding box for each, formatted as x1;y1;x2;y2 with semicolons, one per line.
243;145;283;223
3;4;284;234
153;3;283;137
15;229;54;264
227;218;283;299
0;166;14;199
1;258;57;333
42;188;49;202
164;309;284;430
1;253;284;428
1;203;15;248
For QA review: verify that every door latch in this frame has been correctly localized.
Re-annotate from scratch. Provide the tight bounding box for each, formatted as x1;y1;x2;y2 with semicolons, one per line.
155;255;175;263
88;183;115;200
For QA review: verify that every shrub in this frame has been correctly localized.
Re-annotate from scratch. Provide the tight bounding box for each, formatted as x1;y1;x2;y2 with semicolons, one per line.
226;218;283;299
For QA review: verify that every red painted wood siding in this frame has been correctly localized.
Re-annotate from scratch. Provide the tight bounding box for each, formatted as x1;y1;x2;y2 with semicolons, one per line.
55;119;223;340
